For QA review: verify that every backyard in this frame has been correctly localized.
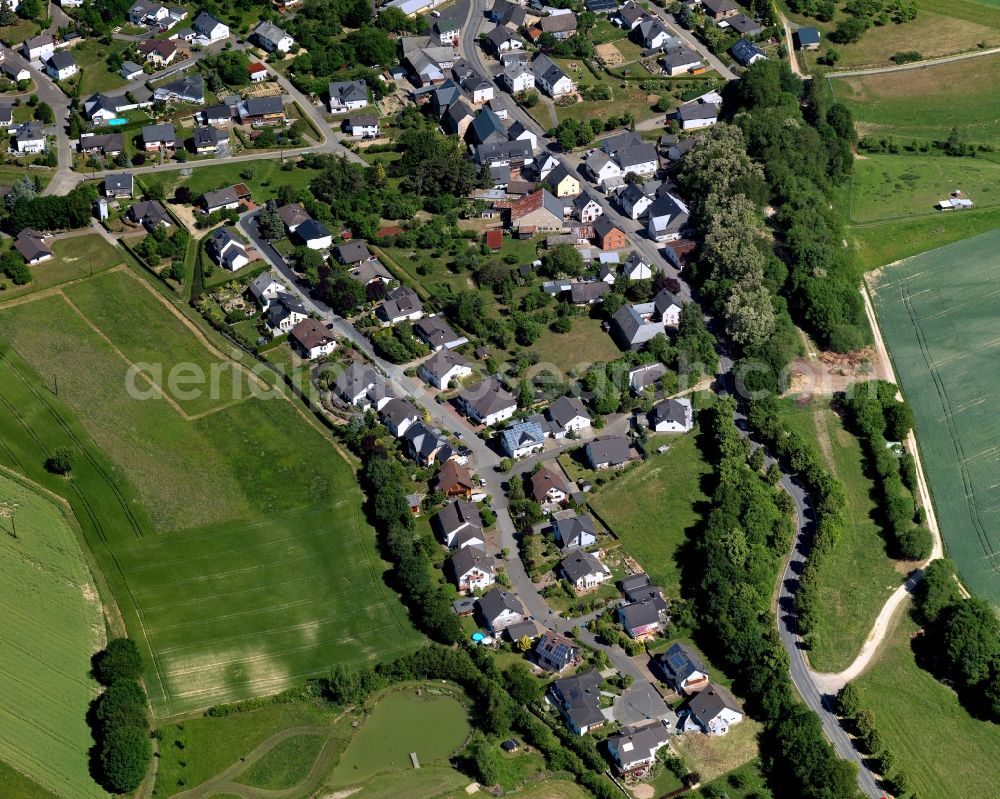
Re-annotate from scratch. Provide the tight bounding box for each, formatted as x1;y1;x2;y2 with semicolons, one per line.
140;158;324;204
0;234;126;302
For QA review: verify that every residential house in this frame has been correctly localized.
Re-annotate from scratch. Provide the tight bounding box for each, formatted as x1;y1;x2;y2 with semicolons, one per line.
618;575;668;638
344;114;379;138
531;464;570;505
559;549;611;592
646;193;690;242
485;26;524;56
248;271;285;310
192;125;227;154
731;38;767;66
500;420;546;459
444;96;476;139
202;186;240;213
460;70;494;104
619;183;653;220
531;54;576;98
238;96;286;126
688;683;744;735
553;513;597;550
658;642;709;694
414;316;467;351
666;136;696;161
535;631;581;672
193;10;229;43
2;63;30;83
276;203;311;234
476;589;526;634
104;173;134;199
549;671;604;735
295;218;332;251
584;436;633;469
636;17;673;50
466;107;507;147
502;60;534;94
375;285;424;326
331;239;371;266
447;546;496;593
289;319;337;359
593;217;627;251
569;281;610;305
586;0;618;11
614;1;647;29
402;422;454;466
420;348;474;390
247;62;269;83
79;132;125;157
328;79;368;113
202;103;232;125
607;723;671;774
206;226;250;271
138;39;178;66
702;0;738;19
458;378;518;426
795;26;821;50
544;162;580;199
12;122;45;154
676;98;719;130
119;60;144;80
622;252;652;280
629;362;667;393
586;152;623;187
662;45;703;75
13;228;53;264
153;74;204;104
332;362;379;406
510;189;565;236
610;303;663;350
380;397;421;437
547;395;591;436
433;459;475;499
534;12;578;40
141;123;176;151
252;20;295;52
615;142;658;178
45;52;77;81
266;293;308;336
23;34;55;61
724;14;763;36
654;287;682;326
476;140;533;170
436;498;485;547
434;18;461;46
573;191;603;224
128;0;169;26
347;258;393;287
128;199;172;231
487;94;515;121
490;0;527;29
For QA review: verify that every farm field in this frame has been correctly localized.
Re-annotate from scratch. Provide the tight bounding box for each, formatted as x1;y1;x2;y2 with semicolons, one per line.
870;226;1000;602
587;430;712;599
0;472;107;799
0;763;60;799
841;154;1000;224
0;269;422;717
829;54;1000;147
775;398;901;671
854;614;1000;799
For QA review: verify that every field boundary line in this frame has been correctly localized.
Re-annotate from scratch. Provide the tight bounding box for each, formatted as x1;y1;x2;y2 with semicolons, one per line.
0;263;129;309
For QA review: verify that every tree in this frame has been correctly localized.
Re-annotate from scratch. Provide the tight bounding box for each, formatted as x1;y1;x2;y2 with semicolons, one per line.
0;250;30;285
99;726;151;793
397;128;477;197
95;638;144;685
503;662;541;704
45;448;74;475
257;205;284;240
883;400;913;440
830;15;868;43
834;683;861;719
915;559;961;625
941;598;1000;687
95;680;148;729
725;281;775;350
543;244;584;277
0;0;15;26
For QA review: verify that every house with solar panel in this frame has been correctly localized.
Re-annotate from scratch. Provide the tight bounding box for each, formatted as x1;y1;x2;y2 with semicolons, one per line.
657;642;709;695
535;631;581;672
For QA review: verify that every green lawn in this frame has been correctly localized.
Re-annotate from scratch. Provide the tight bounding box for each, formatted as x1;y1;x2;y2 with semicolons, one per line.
359;766;470;799
237;733;327;789
870;226;1000;603
587;431;711;599
830;54;1000;147
0;165;54;190
141;159;323;204
850;205;1000;270
0;270;423;718
68;40;130;96
775;398;901;672
530;316;622;373
553;58;665;125
0;234;125;302
0;473;108;799
842;154;1000;224
0;763;60;799
854;614;1000;799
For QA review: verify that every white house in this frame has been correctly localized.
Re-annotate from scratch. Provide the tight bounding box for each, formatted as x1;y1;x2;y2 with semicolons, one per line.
688;683;744;735
45;52;77;81
586;152;622;187
573;191;603;224
547;395;591;436
502;61;534;94
266;293;308;337
458;379;517;426
621;252;653;280
646;193;690;242
419;348;473;390
662;45;703;76
658;642;710;695
532;54;575;98
619;183;654;220
500;420;546;459
436;499;485;548
248;272;285;310
649;397;693;433
380;398;421;437
607;723;672;775
12;122;45;154
559;549;611;592
192;11;229;44
206;227;250;271
637;18;673;50
289;319;337;360
476;589;526;634
23;34;55;62
328;79;368;114
654;288;682;327
553;514;597;549
253;20;295;53
295;219;332;251
614;142;658;179
375;285;423;326
676;94;720;131
344;114;379;138
448;546;496;593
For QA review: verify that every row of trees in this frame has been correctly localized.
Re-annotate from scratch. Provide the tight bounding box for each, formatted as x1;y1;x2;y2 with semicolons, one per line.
833;683;911;795
89;638;152;794
1;179;98;236
693;398;863;799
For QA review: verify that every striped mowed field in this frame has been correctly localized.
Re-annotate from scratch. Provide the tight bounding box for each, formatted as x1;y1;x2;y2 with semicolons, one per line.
871;227;1000;603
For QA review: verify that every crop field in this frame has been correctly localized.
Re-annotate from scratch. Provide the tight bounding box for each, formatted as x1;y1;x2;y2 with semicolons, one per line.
0;269;422;717
870;226;1000;602
0;472;107;799
830;55;1000;147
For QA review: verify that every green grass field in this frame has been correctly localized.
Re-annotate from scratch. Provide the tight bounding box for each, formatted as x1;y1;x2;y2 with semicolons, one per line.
141;160;323;204
775;398;901;671
587;431;711;599
0;235;125;302
69;40;130;96
530;317;622;373
0;473;107;799
871;226;1000;602
843;154;1000;224
238;733;327;789
830;55;1000;147
855;614;1000;798
0;269;422;717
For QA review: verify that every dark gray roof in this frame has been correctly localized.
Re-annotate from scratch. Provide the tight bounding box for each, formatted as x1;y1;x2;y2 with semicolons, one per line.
616;142;658;171
333;239;371;264
447;544;495;579
105;173;133;191
276;203;310;229
796;26;821;45
203;103;232;121
476;139;532;164
141;123;176;143
662;45;701;69
585;436;632;466
129;199;171;227
620;573;651;594
570;281;610;304
435;499;483;538
81;132;124;152
547;395;591;428
402;421;452;463
193;10;225;33
467;107;507;145
677;100;719;122
731;38;766;65
554;514;597;548
654;288;681;315
422;348;471;381
702;0;738;13
193;125;226;147
659;642;706;682
459;378;516;420
689;682;742;720
329;79;368;104
559;548;607;583
551;670;604;729
727;14;762;34
47;51;76;70
333;362;378;400
476;588;524;622
380;397;420;428
154;74;203;102
203;186;239;208
630;362;667;391
608;722;671;767
377;284;422;320
619;599;662;631
296;218;331;242
531;53;566;86
414;316;461;348
242;96;284;117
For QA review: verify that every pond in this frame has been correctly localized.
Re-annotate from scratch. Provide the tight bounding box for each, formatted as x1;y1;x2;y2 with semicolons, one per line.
329;689;471;786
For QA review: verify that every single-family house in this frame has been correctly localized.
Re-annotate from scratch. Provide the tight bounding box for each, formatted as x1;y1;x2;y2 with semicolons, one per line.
535;631;581;672
619;183;653;220
676;98;719;130
459;70;494;104
547;395;592;436
795;26;821;50
420;348;474;389
295;218;332;251
491;0;527;29
615;142;658;178
629;362;668;393
2;63;30;83
45;52;77;81
553;513;597;550
534;12;578;40
104;173;134;199
610;304;663;350
380;397;421;437
448;546;496;593
206;226;250;271
458;379;518;426
79;132;125;157
128;0;169;26
138;38;178;66
500;420;546;459
607;723;672;774
119;60;144;80
646;193;690;242
549;671;604;735
476;139;533;170
202;103;232;126
666;136;696;161
402;422;454;466
153;74;204;104
248;272;285;310
433;459;476;499
619;596;668;639
593;217;627;251
731;38;767;66
344;114;379;138
573;191;603;224
345;259;390;287
12;122;45;154
238;96;286;126
13;228;53;264
193;11;229;43
485;25;524;56
658;642;709;694
414;316;467;351
622;252;653;280
434;18;461;46
559;548;611;592
532;54;576;98
502;60;534;94
333;362;380;406
569;281;610;305
662;45;703;75
636;17;673;50
584;436;633;469
253;20;295;53
375;285;423;326
531;464;570;504
476;589;526;634
466;107;507;147
331;239;371;266
328;79;368;113
23;34;55;61
275;204;310;235
128;199;172;231
688;683;744;735
702;0;738;19
586;0;618;11
202;186;240;214
544;162;580;199
614;1;647;29
192;125;227;154
654;287;682;326
141;123;176;151
586;152;623;187
289;319;337;359
724;14;763;36
266;292;308;336
510;189;565;236
247;62;269;83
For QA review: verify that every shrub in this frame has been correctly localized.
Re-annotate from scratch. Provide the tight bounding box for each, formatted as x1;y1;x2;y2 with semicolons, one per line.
891;50;922;63
44;448;74;475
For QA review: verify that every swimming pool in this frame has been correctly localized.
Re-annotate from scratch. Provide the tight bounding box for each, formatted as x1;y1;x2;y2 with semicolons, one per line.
107;118;127;126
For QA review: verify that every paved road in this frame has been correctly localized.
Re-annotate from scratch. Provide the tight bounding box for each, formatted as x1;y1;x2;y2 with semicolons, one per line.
827;45;1000;77
648;8;737;81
